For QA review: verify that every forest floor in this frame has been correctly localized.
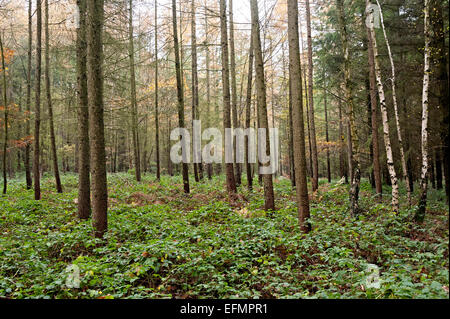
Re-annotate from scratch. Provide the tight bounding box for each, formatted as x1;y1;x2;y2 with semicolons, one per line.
0;173;448;299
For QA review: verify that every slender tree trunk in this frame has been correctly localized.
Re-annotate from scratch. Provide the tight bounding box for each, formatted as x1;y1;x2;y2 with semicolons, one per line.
250;0;275;211
376;0;411;205
172;0;190;194
324;84;331;183
128;0;141;182
431;0;449;202
220;0;237;194
44;0;63;193
25;0;32;190
229;0;241;186
415;0;431;222
204;10;213;180
366;22;383;198
337;0;360;216
338;97;347;183
435;148;443;190
287;0;310;233
33;0;42;201
305;0;319;191
0;34;8;195
155;0;160;181
76;0;90;220
87;0;108;238
191;0;202;183
245;30;254;191
367;1;399;212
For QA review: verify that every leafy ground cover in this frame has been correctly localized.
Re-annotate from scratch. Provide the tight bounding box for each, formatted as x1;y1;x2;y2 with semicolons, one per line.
0;173;448;299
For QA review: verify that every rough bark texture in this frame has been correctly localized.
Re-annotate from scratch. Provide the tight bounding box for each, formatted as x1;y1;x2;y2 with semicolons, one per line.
287;0;310;232
305;0;319;191
337;0;360;216
87;0;108;238
251;0;275;211
76;0;90;220
44;0;63;194
366;23;382;198
172;0;190;194
415;0;431;223
367;0;399;212
33;0;42;201
220;0;237;194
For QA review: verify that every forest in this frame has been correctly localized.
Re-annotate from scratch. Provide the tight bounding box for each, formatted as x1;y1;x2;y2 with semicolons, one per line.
0;0;448;300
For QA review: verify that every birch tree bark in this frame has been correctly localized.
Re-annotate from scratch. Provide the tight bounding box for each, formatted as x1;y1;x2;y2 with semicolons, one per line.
366;0;399;212
376;0;411;205
415;0;431;222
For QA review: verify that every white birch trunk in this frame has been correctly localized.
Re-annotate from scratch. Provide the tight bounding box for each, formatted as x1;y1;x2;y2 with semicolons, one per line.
415;0;431;222
366;0;399;212
376;0;412;206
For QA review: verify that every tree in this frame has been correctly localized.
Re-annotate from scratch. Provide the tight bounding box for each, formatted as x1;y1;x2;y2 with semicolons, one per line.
172;0;190;194
87;0;108;238
305;0;319;192
44;0;63;194
336;0;360;216
287;0;310;232
76;0;90;220
245;30;254;191
415;0;431;223
155;0;160;181
25;0;32;190
365;14;382;198
220;0;237;194
129;0;141;182
376;0;411;205
250;0;274;211
229;0;241;186
366;0;399;212
33;0;42;201
0;33;8;195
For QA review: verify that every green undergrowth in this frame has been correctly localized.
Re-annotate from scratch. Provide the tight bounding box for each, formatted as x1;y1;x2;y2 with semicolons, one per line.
0;173;448;299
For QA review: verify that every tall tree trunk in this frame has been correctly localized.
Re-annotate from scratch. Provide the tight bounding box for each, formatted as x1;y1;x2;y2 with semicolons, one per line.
366;0;399;212
431;0;449;202
250;0;275;211
324;83;331;183
44;0;63;194
305;0;319;191
155;0;160;181
376;0;411;205
366;22;383;198
172;0;190;194
287;0;310;233
87;0;108;238
33;0;42;201
229;0;241;186
25;0;32;190
415;0;431;222
191;0;202;183
204;9;213;180
220;0;237;194
338;96;347;183
337;0;361;216
245;30;254;191
76;0;90;220
435;148;443;190
0;34;8;195
129;0;141;182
